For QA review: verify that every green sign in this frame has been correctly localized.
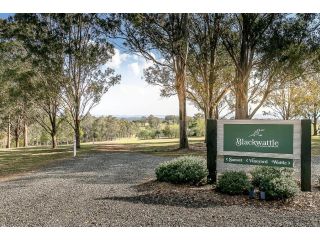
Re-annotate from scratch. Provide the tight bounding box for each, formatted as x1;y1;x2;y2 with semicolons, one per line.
223;124;293;154
224;155;293;168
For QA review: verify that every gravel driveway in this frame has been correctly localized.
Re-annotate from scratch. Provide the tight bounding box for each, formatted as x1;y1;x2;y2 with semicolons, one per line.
0;152;320;227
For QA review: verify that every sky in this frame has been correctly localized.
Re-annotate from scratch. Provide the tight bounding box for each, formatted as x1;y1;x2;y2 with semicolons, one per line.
90;49;200;117
0;13;199;117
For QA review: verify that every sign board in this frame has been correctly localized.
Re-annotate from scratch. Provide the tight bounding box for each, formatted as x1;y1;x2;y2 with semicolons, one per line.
223;124;293;154
224;155;293;168
206;119;311;191
216;120;302;166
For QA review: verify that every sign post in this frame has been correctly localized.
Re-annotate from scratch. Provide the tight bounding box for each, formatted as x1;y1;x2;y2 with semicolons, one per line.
206;119;312;192
301;119;311;191
206;119;217;183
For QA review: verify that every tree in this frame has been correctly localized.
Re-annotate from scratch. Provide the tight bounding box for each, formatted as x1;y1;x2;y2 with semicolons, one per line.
187;14;233;122
0;20;35;148
221;14;314;119
263;82;302;120
13;14;66;149
147;115;161;129
56;14;120;148
120;14;190;149
296;77;320;135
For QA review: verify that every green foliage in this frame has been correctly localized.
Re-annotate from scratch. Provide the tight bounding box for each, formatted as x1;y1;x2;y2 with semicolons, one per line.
137;129;156;139
162;123;179;138
155;156;207;184
188;116;205;137
216;171;252;195
251;167;298;200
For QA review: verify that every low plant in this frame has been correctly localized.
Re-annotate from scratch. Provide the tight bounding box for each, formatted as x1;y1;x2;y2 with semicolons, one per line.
251;166;298;200
216;171;252;195
155;156;207;185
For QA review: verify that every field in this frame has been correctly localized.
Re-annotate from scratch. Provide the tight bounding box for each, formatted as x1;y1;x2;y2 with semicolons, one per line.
0;136;319;178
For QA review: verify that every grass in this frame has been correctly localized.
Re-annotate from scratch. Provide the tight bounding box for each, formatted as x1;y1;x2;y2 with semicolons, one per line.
312;135;320;156
1;135;319;178
0;143;97;178
94;137;205;157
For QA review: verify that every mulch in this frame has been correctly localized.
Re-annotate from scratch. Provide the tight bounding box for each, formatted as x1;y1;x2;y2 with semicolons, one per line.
133;180;320;212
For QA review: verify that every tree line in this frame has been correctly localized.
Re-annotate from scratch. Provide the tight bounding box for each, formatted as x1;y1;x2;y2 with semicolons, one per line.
1;14;320;150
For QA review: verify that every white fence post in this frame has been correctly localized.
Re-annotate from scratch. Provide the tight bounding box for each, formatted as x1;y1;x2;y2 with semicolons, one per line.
73;134;76;157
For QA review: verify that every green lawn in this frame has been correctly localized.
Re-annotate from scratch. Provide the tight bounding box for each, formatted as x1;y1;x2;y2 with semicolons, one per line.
94;137;205;157
0;143;97;177
0;136;319;178
312;136;320;156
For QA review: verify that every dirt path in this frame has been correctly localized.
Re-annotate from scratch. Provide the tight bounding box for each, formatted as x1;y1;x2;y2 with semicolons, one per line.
0;152;320;227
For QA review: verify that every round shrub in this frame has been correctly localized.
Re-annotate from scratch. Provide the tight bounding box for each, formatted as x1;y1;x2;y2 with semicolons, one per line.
216;171;251;195
155;156;207;184
251;166;298;200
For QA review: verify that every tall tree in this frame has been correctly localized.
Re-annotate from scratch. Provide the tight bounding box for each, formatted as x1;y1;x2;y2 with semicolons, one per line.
57;14;120;148
120;14;190;149
296;76;320;135
221;14;314;119
187;14;232;121
263;82;303;120
13;14;65;149
0;20;34;148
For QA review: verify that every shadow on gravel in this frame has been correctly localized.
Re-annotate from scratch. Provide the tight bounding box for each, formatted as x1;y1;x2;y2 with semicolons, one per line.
95;179;231;209
94;193;225;209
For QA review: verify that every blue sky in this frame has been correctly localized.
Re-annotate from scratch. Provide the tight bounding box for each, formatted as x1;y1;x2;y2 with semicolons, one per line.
0;13;199;117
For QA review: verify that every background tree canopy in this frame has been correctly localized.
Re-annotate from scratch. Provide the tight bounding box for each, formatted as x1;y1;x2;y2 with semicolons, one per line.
1;13;320;149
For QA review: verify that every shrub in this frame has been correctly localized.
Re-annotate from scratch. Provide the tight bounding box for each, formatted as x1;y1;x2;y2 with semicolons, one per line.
216;171;252;195
155;156;207;184
251;166;298;200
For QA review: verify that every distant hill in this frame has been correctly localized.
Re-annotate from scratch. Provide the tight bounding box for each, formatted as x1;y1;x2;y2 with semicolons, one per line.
113;115;167;121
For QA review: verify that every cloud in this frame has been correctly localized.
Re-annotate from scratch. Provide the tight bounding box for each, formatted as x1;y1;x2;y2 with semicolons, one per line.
107;48;128;69
129;62;141;76
128;52;157;76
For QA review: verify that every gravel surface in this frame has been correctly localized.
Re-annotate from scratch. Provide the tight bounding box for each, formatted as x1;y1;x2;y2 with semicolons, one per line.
0;152;319;227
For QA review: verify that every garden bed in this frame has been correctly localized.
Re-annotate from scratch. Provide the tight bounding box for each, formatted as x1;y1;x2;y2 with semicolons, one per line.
134;180;320;212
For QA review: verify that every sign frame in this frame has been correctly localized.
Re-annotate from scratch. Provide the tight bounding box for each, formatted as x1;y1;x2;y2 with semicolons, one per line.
206;119;311;192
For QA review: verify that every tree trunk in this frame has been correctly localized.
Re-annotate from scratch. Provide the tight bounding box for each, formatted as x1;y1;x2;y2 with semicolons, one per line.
176;72;189;149
75;119;81;149
313;113;318;136
51;133;57;149
14;128;19;148
6;115;11;149
214;105;219;119
23;122;28;147
204;110;208;143
235;81;249;119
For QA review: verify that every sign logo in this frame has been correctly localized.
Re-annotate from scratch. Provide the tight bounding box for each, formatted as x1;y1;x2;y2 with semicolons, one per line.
235;128;279;148
249;128;264;137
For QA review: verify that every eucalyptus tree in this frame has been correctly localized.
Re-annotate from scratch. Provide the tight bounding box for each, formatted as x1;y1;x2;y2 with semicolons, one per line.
120;13;190;149
295;76;320;135
0;20;34;148
52;14;120;148
220;14;314;119
13;13;65;148
187;13;233;122
263;82;303;120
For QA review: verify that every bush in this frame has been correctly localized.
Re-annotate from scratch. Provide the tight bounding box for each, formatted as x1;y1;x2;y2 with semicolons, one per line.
251;166;298;200
216;171;252;195
155;156;208;184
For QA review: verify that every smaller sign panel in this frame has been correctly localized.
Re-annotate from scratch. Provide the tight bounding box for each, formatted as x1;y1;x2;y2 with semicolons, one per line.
224;155;293;168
